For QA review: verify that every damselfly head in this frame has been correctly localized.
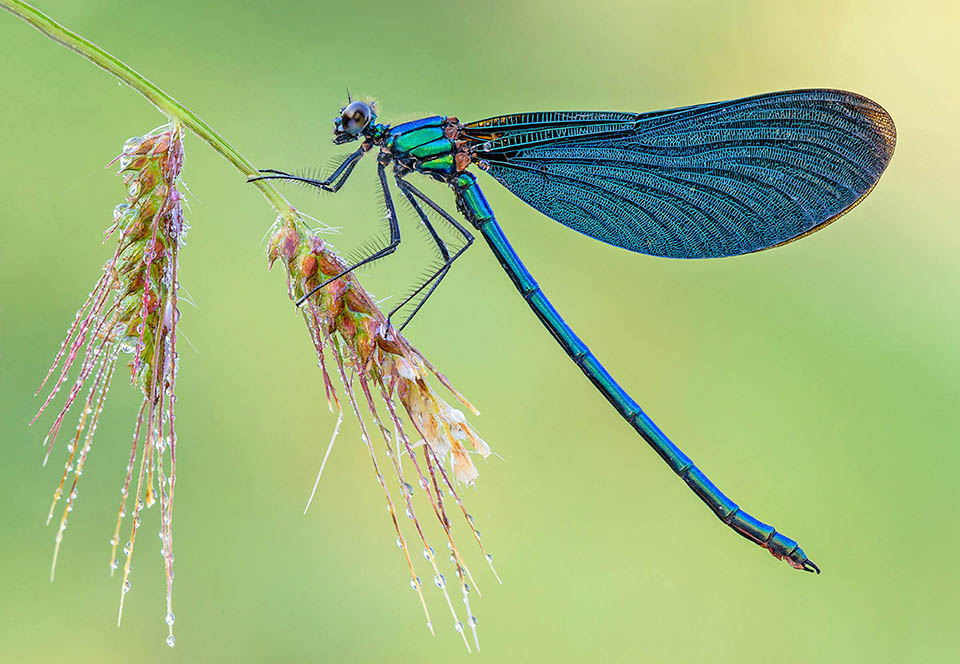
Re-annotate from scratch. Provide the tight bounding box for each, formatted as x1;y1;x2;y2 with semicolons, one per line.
333;100;374;144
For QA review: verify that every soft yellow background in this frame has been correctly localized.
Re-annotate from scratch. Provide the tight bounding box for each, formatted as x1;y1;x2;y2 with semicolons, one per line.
1;1;957;661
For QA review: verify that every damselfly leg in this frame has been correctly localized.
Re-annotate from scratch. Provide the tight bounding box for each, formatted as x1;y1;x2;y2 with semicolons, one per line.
249;144;367;192
391;178;473;331
390;182;450;328
295;159;401;306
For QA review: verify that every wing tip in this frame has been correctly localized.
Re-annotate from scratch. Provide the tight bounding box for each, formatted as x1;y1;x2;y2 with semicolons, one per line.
828;88;898;166
866;102;897;165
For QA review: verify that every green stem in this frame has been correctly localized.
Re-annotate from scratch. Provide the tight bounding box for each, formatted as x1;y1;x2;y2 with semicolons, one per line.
0;0;294;216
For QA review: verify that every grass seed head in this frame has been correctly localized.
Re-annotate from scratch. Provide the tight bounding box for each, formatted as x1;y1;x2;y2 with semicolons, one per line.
34;123;186;647
269;215;497;650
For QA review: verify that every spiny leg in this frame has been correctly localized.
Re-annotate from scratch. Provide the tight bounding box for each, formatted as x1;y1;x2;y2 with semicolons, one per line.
389;179;474;331
296;159;401;307
247;144;368;192
387;179;450;328
386;205;452;331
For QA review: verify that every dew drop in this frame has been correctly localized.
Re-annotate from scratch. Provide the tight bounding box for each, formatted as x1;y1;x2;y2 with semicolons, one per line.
470;615;478;627
166;634;176;648
455;620;464;633
434;574;446;589
165;611;175;626
410;576;421;591
419;477;430;490
122;580;131;594
422;546;434;561
396;537;404;549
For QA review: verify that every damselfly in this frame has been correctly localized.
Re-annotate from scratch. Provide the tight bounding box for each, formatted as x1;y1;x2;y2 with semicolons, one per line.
251;89;896;573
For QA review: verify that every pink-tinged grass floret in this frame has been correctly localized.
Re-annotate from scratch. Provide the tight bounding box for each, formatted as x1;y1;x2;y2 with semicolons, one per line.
33;124;186;648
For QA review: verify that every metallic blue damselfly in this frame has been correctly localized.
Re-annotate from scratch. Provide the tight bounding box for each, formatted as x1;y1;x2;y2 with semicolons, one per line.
251;89;897;573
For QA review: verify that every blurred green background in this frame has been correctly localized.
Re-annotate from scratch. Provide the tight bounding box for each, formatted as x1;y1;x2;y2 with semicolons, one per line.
1;1;957;661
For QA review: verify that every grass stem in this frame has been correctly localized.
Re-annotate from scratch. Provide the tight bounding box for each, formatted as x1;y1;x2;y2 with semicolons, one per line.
0;0;294;216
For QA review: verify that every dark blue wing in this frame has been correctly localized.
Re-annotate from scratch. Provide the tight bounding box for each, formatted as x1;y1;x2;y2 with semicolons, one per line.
462;89;896;258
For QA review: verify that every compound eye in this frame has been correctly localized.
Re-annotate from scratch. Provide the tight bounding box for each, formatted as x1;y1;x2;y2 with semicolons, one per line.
340;101;372;133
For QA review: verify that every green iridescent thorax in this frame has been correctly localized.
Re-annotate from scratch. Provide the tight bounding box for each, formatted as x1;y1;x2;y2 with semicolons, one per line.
384;117;459;176
392;125;445;154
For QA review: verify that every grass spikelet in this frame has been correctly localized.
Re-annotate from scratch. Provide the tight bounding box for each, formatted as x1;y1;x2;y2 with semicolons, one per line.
268;215;498;650
33;123;186;647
